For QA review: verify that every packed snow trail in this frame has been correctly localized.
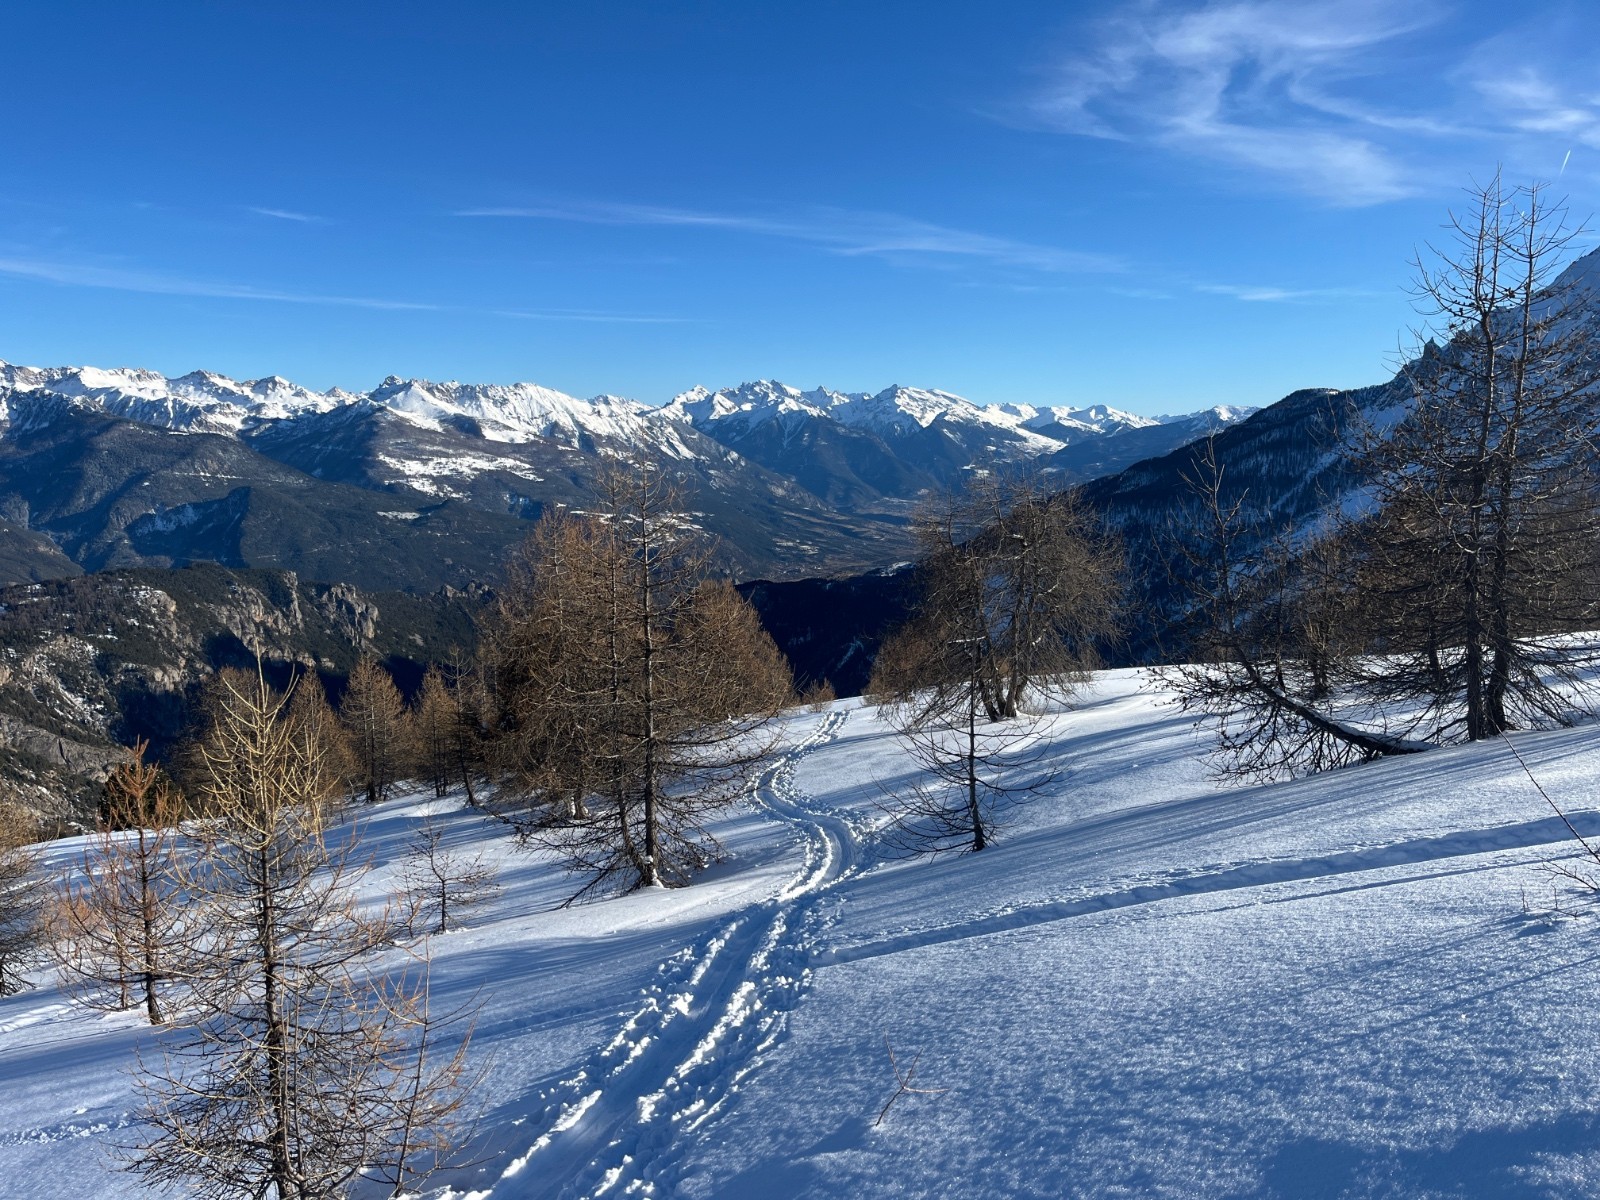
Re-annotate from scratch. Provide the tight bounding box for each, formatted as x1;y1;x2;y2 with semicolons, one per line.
471;710;857;1199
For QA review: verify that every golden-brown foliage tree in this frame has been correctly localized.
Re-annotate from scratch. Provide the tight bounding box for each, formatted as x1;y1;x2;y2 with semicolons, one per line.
491;463;794;894
342;657;412;805
413;666;457;800
285;670;357;814
442;654;488;807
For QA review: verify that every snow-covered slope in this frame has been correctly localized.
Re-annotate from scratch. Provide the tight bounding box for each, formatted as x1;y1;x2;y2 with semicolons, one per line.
5;671;1600;1198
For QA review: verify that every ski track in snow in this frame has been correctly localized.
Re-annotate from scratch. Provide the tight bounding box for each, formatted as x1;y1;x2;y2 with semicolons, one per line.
0;1113;136;1148
470;710;856;1200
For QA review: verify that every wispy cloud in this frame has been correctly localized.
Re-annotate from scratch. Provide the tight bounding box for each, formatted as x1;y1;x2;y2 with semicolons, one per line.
0;256;437;310
491;307;690;325
247;206;329;224
1197;282;1381;303
458;201;1125;275
1464;64;1600;148
0;254;682;322
1010;1;1600;207
1016;0;1436;205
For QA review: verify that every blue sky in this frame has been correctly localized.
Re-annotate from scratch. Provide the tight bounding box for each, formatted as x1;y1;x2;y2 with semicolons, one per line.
3;1;1598;415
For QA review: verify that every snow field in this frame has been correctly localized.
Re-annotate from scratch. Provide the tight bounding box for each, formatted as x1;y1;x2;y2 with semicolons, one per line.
4;672;1600;1197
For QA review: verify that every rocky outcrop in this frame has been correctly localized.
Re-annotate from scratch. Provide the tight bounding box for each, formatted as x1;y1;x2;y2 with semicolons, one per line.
0;563;485;825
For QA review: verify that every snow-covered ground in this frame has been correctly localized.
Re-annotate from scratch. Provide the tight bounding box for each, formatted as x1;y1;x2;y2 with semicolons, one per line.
6;669;1600;1198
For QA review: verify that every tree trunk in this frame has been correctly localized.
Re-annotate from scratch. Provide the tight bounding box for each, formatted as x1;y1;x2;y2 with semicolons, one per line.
966;684;985;852
258;846;297;1200
139;829;162;1026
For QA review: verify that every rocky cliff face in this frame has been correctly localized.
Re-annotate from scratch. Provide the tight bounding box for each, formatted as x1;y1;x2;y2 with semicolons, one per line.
0;563;484;825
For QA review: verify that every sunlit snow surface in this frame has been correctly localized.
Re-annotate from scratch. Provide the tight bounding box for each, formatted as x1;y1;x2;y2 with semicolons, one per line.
5;671;1600;1198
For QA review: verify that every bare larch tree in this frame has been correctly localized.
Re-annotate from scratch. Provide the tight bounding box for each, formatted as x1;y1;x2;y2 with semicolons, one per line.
53;740;185;1024
870;474;1121;852
1158;435;1425;781
1349;174;1600;741
1163;176;1600;778
401;816;502;935
127;668;474;1200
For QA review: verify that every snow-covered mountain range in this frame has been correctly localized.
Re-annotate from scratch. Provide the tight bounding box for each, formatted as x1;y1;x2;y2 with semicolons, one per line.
662;379;1153;446
0;360;1238;456
0;359;1254;587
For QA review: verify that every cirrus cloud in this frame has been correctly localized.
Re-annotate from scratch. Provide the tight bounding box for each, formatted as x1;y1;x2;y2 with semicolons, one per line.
1011;1;1600;206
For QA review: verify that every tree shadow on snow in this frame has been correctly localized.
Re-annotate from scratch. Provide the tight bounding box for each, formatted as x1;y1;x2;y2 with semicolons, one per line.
709;1115;876;1200
1263;1111;1600;1198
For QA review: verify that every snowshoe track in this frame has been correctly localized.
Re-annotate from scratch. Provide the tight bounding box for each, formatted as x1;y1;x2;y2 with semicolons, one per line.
478;709;854;1199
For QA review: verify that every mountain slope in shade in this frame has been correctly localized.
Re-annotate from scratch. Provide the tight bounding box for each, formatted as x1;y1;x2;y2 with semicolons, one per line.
0;395;536;590
0;563;484;822
739;387;1377;693
739;242;1600;686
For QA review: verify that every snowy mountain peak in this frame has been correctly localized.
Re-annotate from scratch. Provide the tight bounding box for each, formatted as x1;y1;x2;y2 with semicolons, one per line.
361;376;666;446
661;380;845;430
657;379;1221;453
842;384;978;431
1151;404;1258;426
662;379;1142;450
